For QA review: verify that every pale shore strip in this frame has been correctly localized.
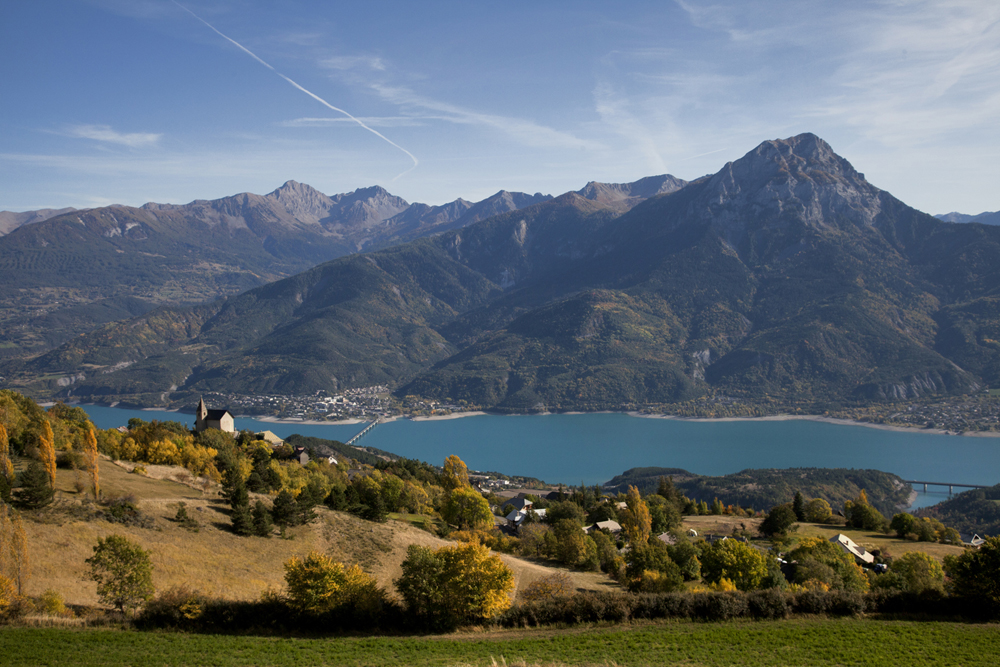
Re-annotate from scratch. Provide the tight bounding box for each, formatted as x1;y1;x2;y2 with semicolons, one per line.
408;411;488;422
626;411;1000;438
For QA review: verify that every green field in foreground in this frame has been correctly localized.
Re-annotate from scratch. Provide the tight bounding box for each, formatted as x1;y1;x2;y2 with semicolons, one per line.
2;619;1000;667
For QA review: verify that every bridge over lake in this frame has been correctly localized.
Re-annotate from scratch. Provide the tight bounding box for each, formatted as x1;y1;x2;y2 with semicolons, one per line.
905;480;993;495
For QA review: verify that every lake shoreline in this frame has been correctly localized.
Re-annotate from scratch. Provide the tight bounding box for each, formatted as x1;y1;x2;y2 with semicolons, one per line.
625;412;1000;438
58;400;1000;438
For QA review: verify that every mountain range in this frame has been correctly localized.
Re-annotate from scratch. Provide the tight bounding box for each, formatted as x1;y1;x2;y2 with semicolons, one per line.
935;211;1000;225
5;133;1000;413
2;178;669;357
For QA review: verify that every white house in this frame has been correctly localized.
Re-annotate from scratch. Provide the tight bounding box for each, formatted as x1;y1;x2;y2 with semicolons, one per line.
830;533;875;564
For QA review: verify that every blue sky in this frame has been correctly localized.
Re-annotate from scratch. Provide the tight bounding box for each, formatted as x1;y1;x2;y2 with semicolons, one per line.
2;0;999;215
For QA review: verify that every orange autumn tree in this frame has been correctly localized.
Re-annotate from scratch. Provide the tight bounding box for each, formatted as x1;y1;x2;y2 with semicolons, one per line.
83;427;100;499
0;424;13;489
38;420;56;489
619;485;652;545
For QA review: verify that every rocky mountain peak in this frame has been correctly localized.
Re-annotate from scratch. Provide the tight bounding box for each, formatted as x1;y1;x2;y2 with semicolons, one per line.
265;180;336;224
577;174;687;210
696;133;883;238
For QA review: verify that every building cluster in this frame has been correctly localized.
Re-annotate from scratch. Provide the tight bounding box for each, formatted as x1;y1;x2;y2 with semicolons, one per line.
202;386;394;421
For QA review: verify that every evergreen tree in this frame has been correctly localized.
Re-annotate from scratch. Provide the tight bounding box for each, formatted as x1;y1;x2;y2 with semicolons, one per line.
361;493;387;523
792;491;806;522
251;500;273;537
325;486;348;511
228;474;253;536
272;489;297;527
15;461;53;509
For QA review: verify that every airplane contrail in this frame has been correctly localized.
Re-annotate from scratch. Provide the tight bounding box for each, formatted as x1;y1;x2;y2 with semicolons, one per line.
171;1;418;180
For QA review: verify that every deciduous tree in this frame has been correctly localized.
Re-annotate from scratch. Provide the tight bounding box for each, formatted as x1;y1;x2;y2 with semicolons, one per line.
619;485;651;545
0;503;30;596
0;424;13;489
944;536;1000;601
38;420;56;489
760;504;797;537
805;498;832;523
83;427;100;500
86;534;154;613
441;486;493;530
700;539;769;591
396;541;513;629
441;455;470;491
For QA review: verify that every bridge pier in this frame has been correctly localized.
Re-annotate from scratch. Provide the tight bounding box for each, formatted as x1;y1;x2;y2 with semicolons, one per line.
949;485;953;495
923;483;927;492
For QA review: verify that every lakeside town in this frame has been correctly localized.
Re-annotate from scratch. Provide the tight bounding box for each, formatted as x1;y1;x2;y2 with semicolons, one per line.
177;387;1000;437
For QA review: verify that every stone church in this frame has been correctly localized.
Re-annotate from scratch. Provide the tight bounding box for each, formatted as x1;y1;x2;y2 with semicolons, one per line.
194;398;235;434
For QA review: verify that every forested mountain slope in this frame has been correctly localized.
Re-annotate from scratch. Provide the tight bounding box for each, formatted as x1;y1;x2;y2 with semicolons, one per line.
7;134;1000;412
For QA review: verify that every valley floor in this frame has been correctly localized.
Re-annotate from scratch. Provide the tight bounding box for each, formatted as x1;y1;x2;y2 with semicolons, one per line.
2;618;999;666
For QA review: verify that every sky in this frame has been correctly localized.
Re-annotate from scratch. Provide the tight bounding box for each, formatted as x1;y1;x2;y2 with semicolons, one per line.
2;0;999;215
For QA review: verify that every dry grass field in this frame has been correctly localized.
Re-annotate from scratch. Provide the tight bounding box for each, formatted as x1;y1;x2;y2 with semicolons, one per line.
19;459;616;607
680;513;965;562
792;522;965;562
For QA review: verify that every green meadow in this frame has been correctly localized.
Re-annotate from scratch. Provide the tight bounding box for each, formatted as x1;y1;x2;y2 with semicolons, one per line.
3;619;1000;667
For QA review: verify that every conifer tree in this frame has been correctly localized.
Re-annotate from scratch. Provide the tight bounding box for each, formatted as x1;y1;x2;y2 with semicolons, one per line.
38;420;56;489
15;461;53;509
83;427;100;500
229;475;253;536
251;500;273;537
792;491;806;522
272;489;297;528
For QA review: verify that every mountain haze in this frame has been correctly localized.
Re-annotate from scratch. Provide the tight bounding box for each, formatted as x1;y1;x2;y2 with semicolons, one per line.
0;182;564;356
7;134;1000;412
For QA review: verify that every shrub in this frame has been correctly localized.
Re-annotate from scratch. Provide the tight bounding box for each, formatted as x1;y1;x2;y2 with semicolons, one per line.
691;592;749;621
38;589;69;617
520;572;574;602
747;588;789;619
283;552;385;617
99;496;153;528
135;586;208;630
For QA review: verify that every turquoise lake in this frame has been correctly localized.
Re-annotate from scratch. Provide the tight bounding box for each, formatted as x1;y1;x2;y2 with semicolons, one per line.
80;406;1000;510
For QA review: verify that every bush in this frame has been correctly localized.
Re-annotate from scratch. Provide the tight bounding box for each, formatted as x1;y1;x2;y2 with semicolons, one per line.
38;589;70;617
283;552;386;618
135;586;208;630
520;572;574;602
747;588;789;619
99;496;153;528
691;592;749;621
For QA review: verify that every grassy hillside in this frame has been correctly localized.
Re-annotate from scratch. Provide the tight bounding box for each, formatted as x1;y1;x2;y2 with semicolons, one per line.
18;456;611;606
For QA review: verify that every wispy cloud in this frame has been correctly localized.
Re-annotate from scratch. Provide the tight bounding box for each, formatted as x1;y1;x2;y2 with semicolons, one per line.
64;124;162;148
282;116;431;128
320;55;386;71
370;83;602;150
171;1;419;179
